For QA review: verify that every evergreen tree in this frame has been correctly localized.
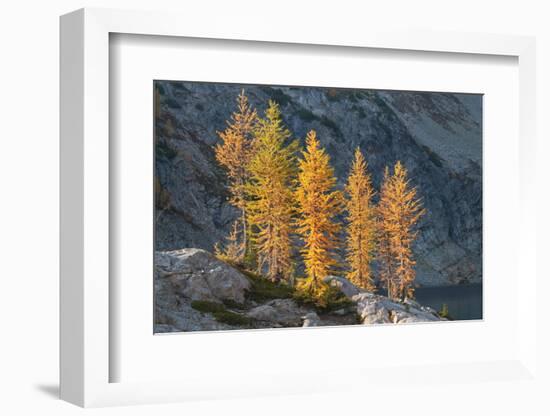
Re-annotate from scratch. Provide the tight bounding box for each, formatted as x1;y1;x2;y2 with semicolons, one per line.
345;148;376;291
378;161;425;301
378;167;397;299
214;220;242;265
246;100;299;282
214;90;257;262
295;130;343;305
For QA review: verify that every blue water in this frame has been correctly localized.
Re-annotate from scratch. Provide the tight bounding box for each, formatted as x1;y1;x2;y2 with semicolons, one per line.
414;284;483;321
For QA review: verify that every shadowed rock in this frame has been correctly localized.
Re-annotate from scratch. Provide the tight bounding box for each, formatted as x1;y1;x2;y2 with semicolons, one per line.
247;299;310;327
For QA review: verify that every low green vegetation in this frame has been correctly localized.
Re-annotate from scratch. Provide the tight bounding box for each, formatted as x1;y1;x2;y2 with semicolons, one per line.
323;292;354;313
222;298;246;310
293;283;353;312
191;300;253;327
212;310;253;326
438;303;453;320
231;263;355;313
190;300;226;314
240;268;294;303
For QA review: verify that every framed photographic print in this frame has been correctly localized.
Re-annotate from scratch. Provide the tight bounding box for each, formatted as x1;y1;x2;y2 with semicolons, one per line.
60;7;538;408
152;80;483;334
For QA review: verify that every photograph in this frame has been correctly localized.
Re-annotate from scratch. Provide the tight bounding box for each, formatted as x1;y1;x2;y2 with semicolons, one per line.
153;81;483;333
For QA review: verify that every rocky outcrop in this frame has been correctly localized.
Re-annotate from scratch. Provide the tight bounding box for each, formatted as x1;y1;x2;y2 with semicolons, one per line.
302;312;322;327
353;293;442;324
247;299;310;327
323;275;360;298
324;275;443;325
155;297;234;332
154;249;253;331
154;82;482;287
155;248;251;303
155;253;444;333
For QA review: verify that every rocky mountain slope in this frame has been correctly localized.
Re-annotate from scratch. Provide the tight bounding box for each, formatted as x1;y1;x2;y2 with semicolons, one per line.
154;81;482;287
154;249;443;333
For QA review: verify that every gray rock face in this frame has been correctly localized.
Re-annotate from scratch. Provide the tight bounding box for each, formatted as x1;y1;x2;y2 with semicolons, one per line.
353;292;442;324
247;299;309;327
155;297;233;332
302;312;322;327
155;248;251;303
323;275;361;299
155;82;482;287
155;252;443;332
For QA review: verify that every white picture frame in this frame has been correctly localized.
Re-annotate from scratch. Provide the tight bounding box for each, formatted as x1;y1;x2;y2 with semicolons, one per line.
60;7;538;408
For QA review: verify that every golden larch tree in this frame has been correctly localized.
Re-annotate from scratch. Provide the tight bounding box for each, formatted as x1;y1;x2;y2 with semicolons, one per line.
214;90;257;262
377;167;396;299
378;161;425;301
345;148;376;291
295;130;343;305
246;100;299;282
213;220;242;264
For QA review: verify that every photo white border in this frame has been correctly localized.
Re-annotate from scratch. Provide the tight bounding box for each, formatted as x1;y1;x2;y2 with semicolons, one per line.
111;34;516;384
60;8;537;407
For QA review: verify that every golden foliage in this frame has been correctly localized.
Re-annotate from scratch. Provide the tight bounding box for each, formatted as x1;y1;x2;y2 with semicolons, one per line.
345;148;376;291
214;220;242;265
214;90;258;261
377;168;395;298
378;161;425;301
212;91;429;306
246;100;299;282
295;130;343;304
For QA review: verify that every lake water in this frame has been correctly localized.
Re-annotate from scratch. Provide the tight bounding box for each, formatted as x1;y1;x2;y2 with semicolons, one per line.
414;284;483;321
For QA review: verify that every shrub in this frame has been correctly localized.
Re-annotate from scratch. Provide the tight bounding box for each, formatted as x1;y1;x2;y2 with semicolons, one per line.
293;278;331;308
222;299;246;310
212;310;253;326
191;300;252;326
438;303;453;320
190;300;227;314
241;268;294;302
294;282;353;311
